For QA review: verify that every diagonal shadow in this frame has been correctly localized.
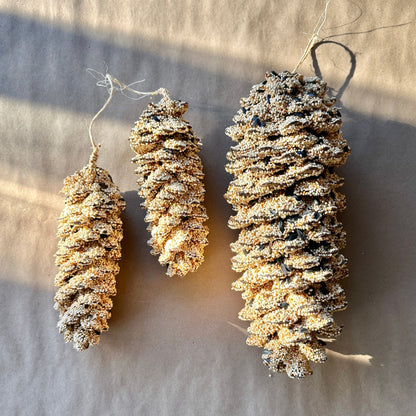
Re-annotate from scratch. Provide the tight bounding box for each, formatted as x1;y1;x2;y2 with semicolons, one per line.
0;12;252;121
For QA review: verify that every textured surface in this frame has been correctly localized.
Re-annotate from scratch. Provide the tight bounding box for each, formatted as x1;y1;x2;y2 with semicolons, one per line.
1;0;416;414
55;158;125;350
129;94;208;276
225;71;350;378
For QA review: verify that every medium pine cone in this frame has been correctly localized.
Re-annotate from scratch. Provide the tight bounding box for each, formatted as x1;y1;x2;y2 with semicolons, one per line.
225;71;351;379
129;92;209;277
54;160;125;351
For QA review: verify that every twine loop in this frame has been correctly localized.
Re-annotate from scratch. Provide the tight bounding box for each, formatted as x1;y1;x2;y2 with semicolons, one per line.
86;69;168;165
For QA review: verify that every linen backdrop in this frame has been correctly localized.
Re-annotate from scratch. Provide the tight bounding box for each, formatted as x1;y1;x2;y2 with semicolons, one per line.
0;1;415;415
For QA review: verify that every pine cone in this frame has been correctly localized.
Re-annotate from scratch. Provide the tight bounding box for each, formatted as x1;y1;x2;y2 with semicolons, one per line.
225;71;351;379
129;92;209;277
54;158;125;351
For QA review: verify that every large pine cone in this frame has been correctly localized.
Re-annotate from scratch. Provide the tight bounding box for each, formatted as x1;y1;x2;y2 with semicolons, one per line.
55;161;125;351
225;71;351;378
129;93;209;277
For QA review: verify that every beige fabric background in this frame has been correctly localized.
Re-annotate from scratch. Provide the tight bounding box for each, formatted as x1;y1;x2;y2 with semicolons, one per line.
1;1;415;415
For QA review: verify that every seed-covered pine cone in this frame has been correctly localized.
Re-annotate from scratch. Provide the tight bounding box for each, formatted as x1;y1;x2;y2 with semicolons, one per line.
225;71;351;379
129;91;209;277
54;155;125;351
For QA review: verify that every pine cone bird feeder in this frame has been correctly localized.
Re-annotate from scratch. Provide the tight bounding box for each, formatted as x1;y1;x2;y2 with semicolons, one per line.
54;152;126;351
225;71;351;378
129;91;209;277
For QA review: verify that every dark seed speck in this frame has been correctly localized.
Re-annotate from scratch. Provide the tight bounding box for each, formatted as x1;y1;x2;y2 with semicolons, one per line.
280;263;290;275
252;115;261;127
296;229;306;240
290;112;306;118
287;232;298;241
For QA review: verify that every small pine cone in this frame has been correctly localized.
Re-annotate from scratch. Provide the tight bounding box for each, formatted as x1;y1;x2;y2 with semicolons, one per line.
54;160;125;351
225;71;351;379
129;92;209;277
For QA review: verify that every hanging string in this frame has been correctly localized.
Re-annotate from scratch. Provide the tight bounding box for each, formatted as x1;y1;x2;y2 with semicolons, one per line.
87;68;169;101
86;69;169;166
88;73;114;166
292;0;331;73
